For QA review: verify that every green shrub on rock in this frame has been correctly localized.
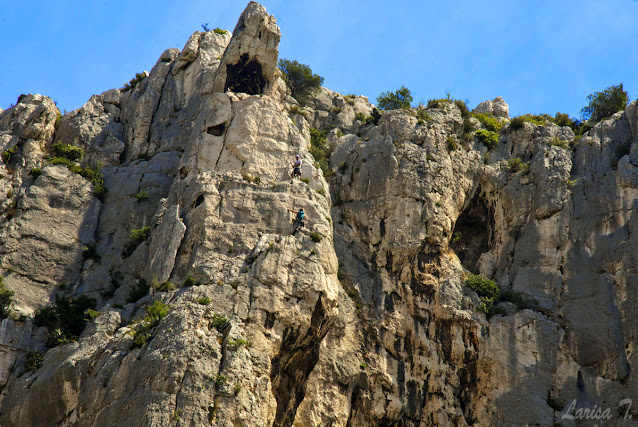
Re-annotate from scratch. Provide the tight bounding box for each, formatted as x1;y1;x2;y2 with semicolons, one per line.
211;313;229;333
2;147;17;165
51;143;84;161
131;300;170;349
377;86;413;110
465;274;500;314
34;295;97;346
473;113;503;132
0;277;14;319
278;59;324;105
121;73;147;93
476;129;499;149
25;351;45;372
309;128;334;178
580;83;629;123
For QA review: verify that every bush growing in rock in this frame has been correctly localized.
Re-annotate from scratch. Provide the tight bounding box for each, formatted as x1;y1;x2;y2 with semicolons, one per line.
509;114;546;131
377;86;413;110
131;300;170;349
548;137;570;150
2;147;17;165
465;274;500;314
0;277;14;319
309;128;334;178
182;275;199;287
197;297;211;305
446;137;458;152
155;281;175;292
136;190;149;201
49;155;105;198
51;143;84;161
34;295;97;346
580;83;629;123
211;313;229;332
25;351;45;372
473;113;503;132
123;226;151;258
552;112;584;134
227;338;251;351
476;129;499;149
507;158;529;173
121;73;147;93
278;59;324;105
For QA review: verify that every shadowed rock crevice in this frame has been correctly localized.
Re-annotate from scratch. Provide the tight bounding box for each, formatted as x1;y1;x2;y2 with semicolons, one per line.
224;54;267;95
450;192;494;273
207;122;228;136
270;295;334;427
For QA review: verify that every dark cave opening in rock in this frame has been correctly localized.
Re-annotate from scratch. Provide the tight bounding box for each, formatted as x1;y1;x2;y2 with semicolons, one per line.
207;122;227;136
450;192;494;273
224;54;267;95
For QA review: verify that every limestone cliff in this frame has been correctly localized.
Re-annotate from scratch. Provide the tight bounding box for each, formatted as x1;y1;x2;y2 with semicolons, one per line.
1;2;638;426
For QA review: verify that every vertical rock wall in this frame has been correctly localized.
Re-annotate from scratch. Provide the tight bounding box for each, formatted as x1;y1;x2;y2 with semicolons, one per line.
1;2;638;426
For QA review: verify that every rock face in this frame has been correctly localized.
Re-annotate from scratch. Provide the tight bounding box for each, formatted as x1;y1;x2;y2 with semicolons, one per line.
474;96;510;118
211;2;281;96
1;3;638;426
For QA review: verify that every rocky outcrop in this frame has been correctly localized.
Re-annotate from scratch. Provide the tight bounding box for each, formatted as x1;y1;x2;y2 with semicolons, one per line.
2;2;638;426
211;2;281;96
474;96;510;118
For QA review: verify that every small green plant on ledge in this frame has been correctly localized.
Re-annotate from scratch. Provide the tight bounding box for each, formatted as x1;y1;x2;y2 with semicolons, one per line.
122;226;152;258
25;351;45;372
289;105;307;118
85;309;101;321
121;73;147;93
472;113;503;132
465;274;500;314
0;277;15;320
507;158;530;173
213;28;229;35
2;147;17;164
509;114;547;131
136;190;149;201
30;167;42;178
154;280;175;293
211;313;229;333
182;275;199;287
51;143;84;161
227;338;251;351
344;94;356;105
446;137;458;152
197;296;211;306
34;295;97;347
130;300;170;349
548;136;570;150
475;129;499;150
214;374;229;390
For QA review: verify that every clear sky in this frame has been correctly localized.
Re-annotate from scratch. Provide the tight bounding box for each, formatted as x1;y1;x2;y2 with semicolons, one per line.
1;0;637;119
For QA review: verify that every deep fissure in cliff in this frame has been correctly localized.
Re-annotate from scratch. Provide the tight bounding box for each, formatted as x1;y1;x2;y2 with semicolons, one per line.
270;295;334;427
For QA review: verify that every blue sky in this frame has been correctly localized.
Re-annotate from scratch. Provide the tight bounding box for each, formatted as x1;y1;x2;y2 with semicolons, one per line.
1;0;637;118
